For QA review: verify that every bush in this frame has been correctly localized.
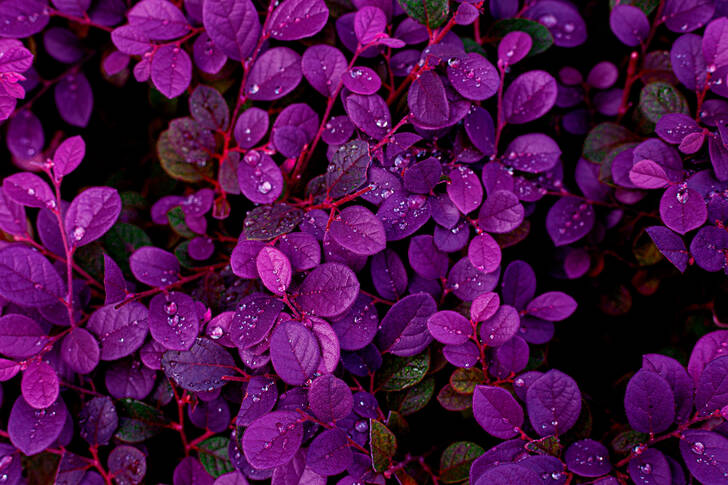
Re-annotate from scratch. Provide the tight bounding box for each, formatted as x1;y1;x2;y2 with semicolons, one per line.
0;0;727;483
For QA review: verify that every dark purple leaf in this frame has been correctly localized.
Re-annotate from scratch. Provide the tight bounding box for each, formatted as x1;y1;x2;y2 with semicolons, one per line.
503;70;557;124
446;53;498;101
269;320;321;385
309;374;353;422
130;246;180;286
403;157;442;194
79;396;117;446
174;457;213;485
149;291;199;350
161;338;235;392
498;31;532;65
245;47;301;101
408;71;449;126
377;293;436;356
329;205;386;255
237;376;277;426
472;385;523;439
61;327;99;374
268;0;328;40
408;234;449;279
345;93;391;139
659;185;707;235
370;249;408;300
609;5;649;46
0;313;47;359
679;430;728;484
8;396;67;456
663;0;715;33
301;44;347;97
87;302;148;360
55;72;92;127
0;245;63;307
624;369;675;433
202;0;260;61
108;445;146;485
546;197;595;246
479;304;519;347
230;293;283;349
478;190;524;233
695;355;728;416
294;263;359;317
242;410;303;469
646;226;689;272
505;133;561;173
526;369;581;437
564;439;612;477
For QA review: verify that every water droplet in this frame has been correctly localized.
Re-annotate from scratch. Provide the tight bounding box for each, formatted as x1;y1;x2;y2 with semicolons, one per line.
72;226;85;241
164;301;178;315
691;441;705;455
639;462;652;475
249;84;260;94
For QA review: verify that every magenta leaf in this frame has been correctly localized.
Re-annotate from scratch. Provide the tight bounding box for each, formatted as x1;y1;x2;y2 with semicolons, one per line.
478;190;524;233
3;172;54;208
354;6;385;44
427;310;471;345
242;410;303;469
446;53;499;101
234;107;269;149
471;292;500;322
309;374;353;422
161;338;235;392
498;31;532;65
61;327;100;374
377;292;436;356
202;0;260;61
302;44;347;97
679;430;728;484
526;292;576;321
127;0;188;40
307;428;353;476
277;232;321;272
21;360;58;409
629;159;670;189
609;5;649;46
151;45;192;99
0;313;47;359
255;246;292;295
108;445;146;485
0;0;50;38
504;133;561;173
546;197;595;246
468;233;501;273
79;396;118;446
55;72;93;127
268;0;328;41
503;70;557;124
447;166;483;214
659;185;707;235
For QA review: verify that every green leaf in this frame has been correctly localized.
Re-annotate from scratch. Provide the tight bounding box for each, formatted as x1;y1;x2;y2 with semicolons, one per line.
639;82;689;123
609;0;659;15
462;38;486;56
598;142;639;185
633;230;663;266
439;442;485;484
450;368;483;394
175;241;200;269
167;206;196;238
157;131;210;183
23;452;60;485
583;122;640;163
370;419;397;472
387;377;435;415
104;223;152;274
326;139;372;199
525;436;563;457
197;437;233;477
397;0;449;29
375;350;430;391
115;399;168;443
611;430;650;454
437;384;472;412
243;204;304;241
488;19;553;56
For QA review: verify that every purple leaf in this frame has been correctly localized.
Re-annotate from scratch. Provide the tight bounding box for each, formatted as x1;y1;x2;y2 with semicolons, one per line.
403;157;441;194
234;107;269;149
268;0;328;40
679;430;728;484
107;445;146;485
502;260;536;310
87;302;149;360
663;0;715;33
312;317;340;374
408;234;449;280
703;17;728;68
161;338;235;391
79;396;118;446
695;355;728;416
151;45;192;99
6;110;44;160
277;232;320;272
55;72;93;127
269;320;321;385
236;376;277;426
105;359;156;399
345;93;391;139
627;448;671;485
255;246;291;295
688;330;728;381
446;53;498;101
564;440;612;477
202;0;260;61
642;353;694;423
307;428;353;476
526;292;576;321
111;25;151;55
127;0;188;40
301;45;347;97
609;5;649;46
0;313;47;359
479;305;519;347
174;457;213;485
503;70;557;124
526;369;581;437
60;327;99;374
377;293;436;356
294;262;359;317
0;186;26;236
478;190;524;233
656;113;701;144
149;291;199;350
51;135;85;181
230;294;283;349
65;186;121;247
370;249;408;300
546;197;595;246
690;226;728;272
231;240;265;278
408;71;449;126
245;47;301;101
468;233;501;273
3;172;54;209
329;205;386;255
189;85;229;131
504;133;561;173
498;31;531;65
670;33;706;91
448;256;500;301
21;360;58;409
242;410;304;469
624;369;675;433
237;151;283;204
8;396;67;456
192;33;226;74
471;292;500;322
629;159;670;189
447;166;483;214
659;185;707;235
464;106;496;156
473;463;540;485
523;0;586;47
354;6;385;44
427;310;471;345
309;374;353;422
326;140;372;199
0;0;50;38
331;294;379;350
709;134;728;181
472;385;524;439
0;245;63;307
130;246;180;286
646;226;689;272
